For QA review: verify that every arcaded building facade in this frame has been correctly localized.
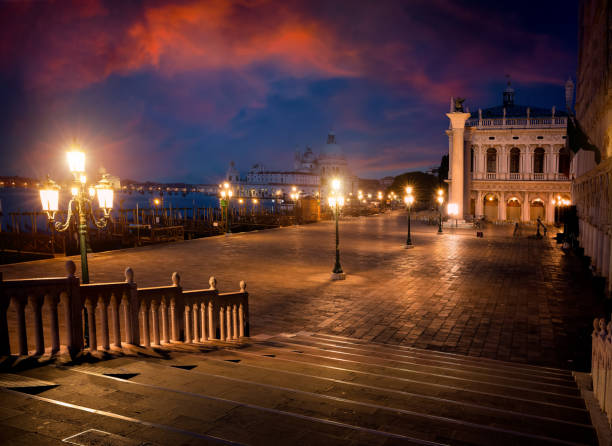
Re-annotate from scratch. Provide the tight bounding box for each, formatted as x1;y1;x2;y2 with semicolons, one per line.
572;0;612;284
446;84;571;223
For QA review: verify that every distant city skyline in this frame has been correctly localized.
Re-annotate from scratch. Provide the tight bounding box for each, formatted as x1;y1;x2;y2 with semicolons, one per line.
0;0;577;183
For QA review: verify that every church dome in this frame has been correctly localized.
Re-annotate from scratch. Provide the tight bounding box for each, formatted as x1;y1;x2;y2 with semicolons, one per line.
302;147;316;163
321;131;344;158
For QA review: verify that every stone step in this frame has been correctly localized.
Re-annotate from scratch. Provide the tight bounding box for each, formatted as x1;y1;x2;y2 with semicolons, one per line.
242;340;585;408
303;332;575;379
0;335;597;446
18;362;439;446
307;332;575;378
275;333;577;387
0;386;233;445
147;350;596;444
22;358;596;446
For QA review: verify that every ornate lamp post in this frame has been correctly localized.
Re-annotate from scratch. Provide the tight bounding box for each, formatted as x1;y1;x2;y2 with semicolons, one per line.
290;186;300;225
40;149;114;284
404;186;415;248
219;182;233;234
328;178;345;280
436;189;444;234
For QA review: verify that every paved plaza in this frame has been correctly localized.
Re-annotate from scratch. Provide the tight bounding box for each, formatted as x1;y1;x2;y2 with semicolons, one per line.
0;212;602;369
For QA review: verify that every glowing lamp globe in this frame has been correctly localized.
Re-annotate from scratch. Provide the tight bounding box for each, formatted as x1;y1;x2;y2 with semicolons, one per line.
331;178;341;191
67;151;85;173
95;176;114;212
39;178;59;214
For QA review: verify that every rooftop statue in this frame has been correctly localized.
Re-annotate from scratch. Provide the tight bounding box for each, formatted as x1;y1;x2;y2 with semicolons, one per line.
453;97;465;113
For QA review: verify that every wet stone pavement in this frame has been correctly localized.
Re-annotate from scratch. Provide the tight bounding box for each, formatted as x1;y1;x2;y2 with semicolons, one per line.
0;212;602;369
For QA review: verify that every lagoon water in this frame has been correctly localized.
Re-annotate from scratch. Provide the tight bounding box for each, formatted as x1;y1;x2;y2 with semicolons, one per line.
0;188;274;232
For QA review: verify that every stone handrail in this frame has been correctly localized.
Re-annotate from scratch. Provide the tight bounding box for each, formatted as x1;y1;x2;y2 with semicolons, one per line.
592;317;612;426
0;261;249;359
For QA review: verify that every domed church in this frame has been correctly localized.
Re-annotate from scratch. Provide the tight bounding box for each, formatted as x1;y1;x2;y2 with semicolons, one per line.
226;131;357;199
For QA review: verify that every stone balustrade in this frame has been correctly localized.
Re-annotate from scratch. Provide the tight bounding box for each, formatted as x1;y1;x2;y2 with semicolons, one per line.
0;261;249;358
592;317;612;426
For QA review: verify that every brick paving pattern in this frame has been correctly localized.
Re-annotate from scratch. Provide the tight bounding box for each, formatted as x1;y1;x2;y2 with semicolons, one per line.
0;212;602;369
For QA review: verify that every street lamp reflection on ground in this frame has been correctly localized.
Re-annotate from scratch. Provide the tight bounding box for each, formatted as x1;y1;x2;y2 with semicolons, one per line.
436;189;444;234
329;179;345;280
404;186;415;248
40;147;114;284
447;203;459;228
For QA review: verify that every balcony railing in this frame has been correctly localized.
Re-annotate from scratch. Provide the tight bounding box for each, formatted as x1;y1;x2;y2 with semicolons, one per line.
486;173;496;180
509;173;521;180
465;116;567;129
533;173;545;180
0;261;249;358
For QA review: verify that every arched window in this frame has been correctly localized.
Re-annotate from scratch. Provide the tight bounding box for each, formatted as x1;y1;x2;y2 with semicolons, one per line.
486;148;497;173
558;148;570;176
534;148;545;173
509;148;521;173
470;147;474;172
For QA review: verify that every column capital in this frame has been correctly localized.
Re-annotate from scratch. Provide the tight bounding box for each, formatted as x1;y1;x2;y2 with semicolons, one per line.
446;112;471;129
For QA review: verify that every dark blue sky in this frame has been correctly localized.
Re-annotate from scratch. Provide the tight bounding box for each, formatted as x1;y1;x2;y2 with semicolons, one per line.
0;0;578;183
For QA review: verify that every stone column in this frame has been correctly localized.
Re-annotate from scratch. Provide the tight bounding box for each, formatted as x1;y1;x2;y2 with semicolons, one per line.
499;192;506;221
446;112;471;219
522;192;530;222
546;193;555;224
475;191;483;217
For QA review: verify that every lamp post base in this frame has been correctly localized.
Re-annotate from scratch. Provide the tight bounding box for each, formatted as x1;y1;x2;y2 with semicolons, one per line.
437;231;444;235
331;272;346;281
404;244;414;249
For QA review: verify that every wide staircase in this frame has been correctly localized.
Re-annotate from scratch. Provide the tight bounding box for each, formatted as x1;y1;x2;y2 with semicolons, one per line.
0;331;596;445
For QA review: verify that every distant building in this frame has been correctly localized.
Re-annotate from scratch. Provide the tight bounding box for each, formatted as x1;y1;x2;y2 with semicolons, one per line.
225;131;359;199
446;83;571;223
380;176;395;188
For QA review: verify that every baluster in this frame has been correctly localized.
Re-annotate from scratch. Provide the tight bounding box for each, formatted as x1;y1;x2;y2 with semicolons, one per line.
238;303;245;338
29;295;44;356
151;300;160;346
232;304;238;340
0;296;10;355
110;293;121;348
219;306;225;341
192;302;199;343
84;297;97;352
160;297;169;343
184;303;192;343
60;292;74;353
170;297;178;342
13;297;28;356
98;295;109;350
45;294;60;354
208;302;215;340
226;305;232;341
122;292;133;344
141;300;150;347
200;301;207;342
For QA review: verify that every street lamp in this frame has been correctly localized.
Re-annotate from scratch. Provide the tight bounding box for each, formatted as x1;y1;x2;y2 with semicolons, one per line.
40;148;114;284
290;187;300;226
219;182;233;234
436;189;444;234
404;186;415;248
329;178;345;280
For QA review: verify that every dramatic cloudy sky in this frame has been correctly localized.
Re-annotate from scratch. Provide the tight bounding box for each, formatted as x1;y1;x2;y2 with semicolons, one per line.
0;0;578;183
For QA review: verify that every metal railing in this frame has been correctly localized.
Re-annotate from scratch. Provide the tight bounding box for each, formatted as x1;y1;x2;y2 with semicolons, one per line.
0;261;249;358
